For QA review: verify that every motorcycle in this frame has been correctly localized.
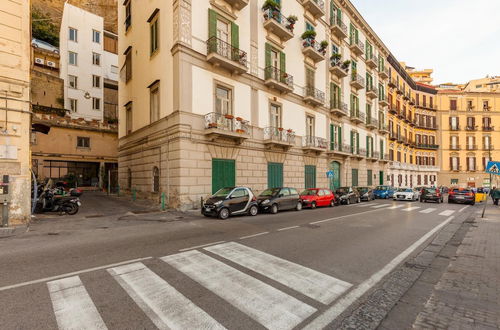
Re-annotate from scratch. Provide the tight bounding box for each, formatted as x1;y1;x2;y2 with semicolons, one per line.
34;183;81;215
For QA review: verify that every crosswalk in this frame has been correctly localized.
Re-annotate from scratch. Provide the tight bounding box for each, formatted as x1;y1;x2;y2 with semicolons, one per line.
47;242;352;330
356;202;457;217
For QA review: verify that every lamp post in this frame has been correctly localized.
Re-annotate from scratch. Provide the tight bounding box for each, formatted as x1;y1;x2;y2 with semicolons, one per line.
482;144;493;218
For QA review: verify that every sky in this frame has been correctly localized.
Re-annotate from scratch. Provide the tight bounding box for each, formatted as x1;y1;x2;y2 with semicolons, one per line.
349;0;500;85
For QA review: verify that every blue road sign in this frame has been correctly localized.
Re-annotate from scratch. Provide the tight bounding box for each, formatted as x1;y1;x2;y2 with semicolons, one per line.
326;170;334;178
486;161;500;175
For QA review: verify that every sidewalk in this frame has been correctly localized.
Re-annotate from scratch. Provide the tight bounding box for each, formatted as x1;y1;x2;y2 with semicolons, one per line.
413;205;500;329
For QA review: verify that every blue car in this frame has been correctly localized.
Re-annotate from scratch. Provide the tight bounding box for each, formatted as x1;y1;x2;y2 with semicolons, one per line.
373;185;396;199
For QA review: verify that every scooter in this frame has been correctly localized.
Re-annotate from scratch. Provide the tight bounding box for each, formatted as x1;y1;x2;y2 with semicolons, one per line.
34;188;81;215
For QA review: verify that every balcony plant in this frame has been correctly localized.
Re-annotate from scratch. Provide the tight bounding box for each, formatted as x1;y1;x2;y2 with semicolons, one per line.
236;128;245;134
262;0;281;11
287;15;298;31
235;116;243;121
301;30;316;40
224;114;234;120
208;122;218;128
341;60;351;70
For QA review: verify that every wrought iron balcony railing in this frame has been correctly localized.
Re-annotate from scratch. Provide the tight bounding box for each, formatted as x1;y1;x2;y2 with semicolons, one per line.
302;135;327;149
204;112;249;135
263;127;295;144
264;66;294;88
206;36;248;67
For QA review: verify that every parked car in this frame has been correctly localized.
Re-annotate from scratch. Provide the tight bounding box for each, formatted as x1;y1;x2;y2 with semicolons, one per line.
373;185;396;199
335;187;360;205
393;187;420;201
448;188;475;205
202;187;259;219
32;38;59;54
300;188;336;208
257;187;302;213
420;187;444;203
356;187;374;201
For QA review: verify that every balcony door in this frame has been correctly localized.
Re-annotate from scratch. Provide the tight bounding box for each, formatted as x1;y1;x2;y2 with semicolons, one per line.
216;19;230;57
306;115;315;138
215;86;232;116
269;103;281;129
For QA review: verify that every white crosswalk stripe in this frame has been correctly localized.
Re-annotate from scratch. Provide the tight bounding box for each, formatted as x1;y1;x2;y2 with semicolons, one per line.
47;276;107;330
162;250;316;330
420;208;436;214
386;205;405;210
401;206;421;212
108;262;225;330
371;204;391;209
356;203;377;207
206;242;352;304
439;210;455;216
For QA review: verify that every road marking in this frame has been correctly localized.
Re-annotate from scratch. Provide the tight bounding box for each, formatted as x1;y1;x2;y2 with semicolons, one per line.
439;210;455;216
0;256;153;293
304;216;456;330
161;250;316;329
459;205;470;212
239;232;270;240
309;208;388;225
356;203;377;207
401;206;420;212
371;204;390;209
47;276;107;330
420;208;437;214
108;262;225;330
277;226;300;232
386;205;405;210
206;242;352;305
178;241;226;252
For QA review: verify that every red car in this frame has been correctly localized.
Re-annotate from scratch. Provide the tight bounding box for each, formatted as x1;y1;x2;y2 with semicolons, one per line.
300;188;336;208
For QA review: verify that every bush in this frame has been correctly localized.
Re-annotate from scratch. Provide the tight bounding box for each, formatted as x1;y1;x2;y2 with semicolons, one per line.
32;8;59;47
301;30;317;40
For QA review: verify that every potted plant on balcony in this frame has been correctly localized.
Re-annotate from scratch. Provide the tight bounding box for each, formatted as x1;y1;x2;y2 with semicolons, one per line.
235;116;243;121
301;30;317;47
287;15;297;31
208;122;218;128
330;53;341;65
262;0;281;20
236;128;245;134
319;40;328;55
224;114;234;120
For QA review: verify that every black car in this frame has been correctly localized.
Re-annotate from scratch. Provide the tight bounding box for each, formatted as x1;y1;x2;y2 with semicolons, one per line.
336;187;361;205
448;188;475;205
202;187;259;220
356;187;374;201
257;187;302;214
420;187;443;203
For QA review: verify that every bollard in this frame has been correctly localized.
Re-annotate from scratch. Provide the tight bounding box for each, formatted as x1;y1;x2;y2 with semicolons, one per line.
161;192;166;211
132;188;136;201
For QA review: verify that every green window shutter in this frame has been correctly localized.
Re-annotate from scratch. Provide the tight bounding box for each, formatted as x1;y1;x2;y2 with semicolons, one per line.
231;22;239;49
268;162;283;188
349;24;354;43
208;9;217;39
350;131;354;153
380;140;384;158
338;126;342;151
330;124;334;150
265;43;271;68
366;136;369;156
356;132;360;154
305;165;316;189
352;169;358;187
280;51;286;73
371;137;374;157
367;170;373;186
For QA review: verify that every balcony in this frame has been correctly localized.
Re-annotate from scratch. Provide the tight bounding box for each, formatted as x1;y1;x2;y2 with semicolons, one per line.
483;126;494;131
451;166;462;172
397;135;404;144
466;145;478;151
409;97;415;106
379;97;389;107
379;123;389;134
264;66;294;93
329;59;349;78
263;127;295;149
224;0;249;9
302;135;327;153
206;37;248;74
450;126;460;131
388;105;397;115
465;125;478;131
302;0;325;18
450;145;460;150
379;67;389;80
369;151;380;162
389;131;397;141
263;9;294;42
330;17;348;39
380;153;390;163
483;145;494;151
366;86;378;99
327;142;352;157
350;73;365;90
330;101;348;117
388;77;397;88
416;144;439;150
366;117;378;130
356;148;366;159
349;38;364;56
366;55;378;69
303;86;325;107
301;38;326;63
204;112;249;143
349;110;365;124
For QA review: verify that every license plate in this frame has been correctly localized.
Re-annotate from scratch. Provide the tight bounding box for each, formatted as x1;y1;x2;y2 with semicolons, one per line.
205;207;211;211
456;196;464;199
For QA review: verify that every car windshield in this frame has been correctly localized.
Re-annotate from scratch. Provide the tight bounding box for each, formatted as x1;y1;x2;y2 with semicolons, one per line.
301;189;317;196
375;186;388;191
425;188;437;193
336;187;349;194
213;187;234;197
260;188;279;197
397;188;413;192
357;187;368;193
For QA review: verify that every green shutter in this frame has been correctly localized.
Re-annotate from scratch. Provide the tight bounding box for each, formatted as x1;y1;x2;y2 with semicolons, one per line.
330;124;335;150
350;131;354;153
231;22;239;49
265;43;272;68
380;140;384;159
379;171;384;185
352;169;358;187
338;126;342;151
367;170;373;186
356;132;360;154
268;162;283;188
212;159;235;193
305;165;316;189
208;9;217;38
280;51;286;73
366;136;369;156
371;137;374;157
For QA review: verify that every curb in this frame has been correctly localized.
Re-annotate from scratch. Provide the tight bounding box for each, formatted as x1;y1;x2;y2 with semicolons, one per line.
0;226;28;238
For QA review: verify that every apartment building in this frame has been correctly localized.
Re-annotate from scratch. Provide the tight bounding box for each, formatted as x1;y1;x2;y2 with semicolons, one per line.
437;77;500;188
0;0;31;224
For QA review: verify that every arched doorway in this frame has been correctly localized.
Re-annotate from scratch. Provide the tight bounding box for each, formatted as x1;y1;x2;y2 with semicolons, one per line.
330;161;341;191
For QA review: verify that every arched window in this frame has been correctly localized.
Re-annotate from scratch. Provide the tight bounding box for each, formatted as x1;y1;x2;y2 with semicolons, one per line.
127;168;132;190
152;166;160;193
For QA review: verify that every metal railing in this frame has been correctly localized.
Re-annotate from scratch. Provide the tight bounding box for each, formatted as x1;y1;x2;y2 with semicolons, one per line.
207;36;248;67
330;100;348;114
302;38;327;56
417;144;439;150
466;145;478;150
350;73;365;87
204;112;249;134
263;8;294;34
483;126;494;131
302;135;327;149
483;145;494;150
465;125;478;131
367;85;378;95
450;145;461;150
367;117;379;127
330;59;349;73
450;125;460;131
350;109;365;122
263;127;295;144
304;86;325;103
379;123;388;131
264;66;293;88
330;16;347;35
308;0;325;10
349;37;365;53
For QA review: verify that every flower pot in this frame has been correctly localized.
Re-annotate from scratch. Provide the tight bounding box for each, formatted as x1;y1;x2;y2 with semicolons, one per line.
278;127;284;131
236;117;243;121
236;129;245;134
208;123;218;128
224;114;234;120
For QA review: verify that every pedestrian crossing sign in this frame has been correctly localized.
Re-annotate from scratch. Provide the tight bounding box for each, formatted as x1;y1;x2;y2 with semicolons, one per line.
486;161;500;175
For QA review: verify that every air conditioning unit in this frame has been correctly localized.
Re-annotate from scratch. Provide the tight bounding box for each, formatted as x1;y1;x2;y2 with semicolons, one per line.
35;57;45;65
47;61;56;68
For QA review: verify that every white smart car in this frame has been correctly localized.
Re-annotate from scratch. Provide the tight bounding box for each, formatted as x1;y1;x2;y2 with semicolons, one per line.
393;187;420;201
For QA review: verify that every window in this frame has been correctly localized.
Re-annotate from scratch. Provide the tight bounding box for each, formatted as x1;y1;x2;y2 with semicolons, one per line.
125;0;132;30
92;30;101;43
305;21;315;31
69;75;78;89
69;28;78;42
306;115;315;137
150;82;160;123
150;12;159;54
349;23;359;45
215;85;232;115
123;47;132;82
92;75;101;88
125;102;133;134
449;116;459;130
484;135;491;150
92;53;101;66
92;97;101;110
77;137;90;148
467;100;473;111
152;167;160;193
467;157;476;171
450;156;460;171
483;100;490;110
69;51;78;66
69;98;78;112
269;103;281;128
217;19;230;43
450;99;457;110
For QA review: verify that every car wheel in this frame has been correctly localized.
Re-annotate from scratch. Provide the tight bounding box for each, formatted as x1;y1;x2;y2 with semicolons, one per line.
329;199;335;207
248;205;258;216
311;202;317;209
218;208;230;220
271;204;278;214
295;202;303;211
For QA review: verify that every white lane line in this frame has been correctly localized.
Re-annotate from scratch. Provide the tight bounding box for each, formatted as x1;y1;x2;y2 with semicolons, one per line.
439;210;455;216
401;206;421;212
420;208;437;214
277;226;300;232
108;263;225;330
371;204;391;209
304;216;456;330
0;256;152;293
48;276;107;330
179;241;226;252
239;232;270;240
162;250;316;329
459;205;470;212
206;242;352;305
386;205;405;210
309;208;388;225
356;203;377;207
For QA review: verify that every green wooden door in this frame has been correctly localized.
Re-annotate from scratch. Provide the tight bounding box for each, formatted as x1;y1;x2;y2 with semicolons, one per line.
352;168;358;187
379;171;384;185
367;169;373;186
305;165;316;189
268;162;283;188
330;161;341;191
212;159;235;193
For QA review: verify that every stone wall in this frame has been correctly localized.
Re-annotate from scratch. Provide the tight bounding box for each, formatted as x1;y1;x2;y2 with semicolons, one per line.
31;70;64;109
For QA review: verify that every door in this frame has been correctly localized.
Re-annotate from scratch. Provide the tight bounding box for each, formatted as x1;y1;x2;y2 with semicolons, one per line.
330;161;341;190
367;169;373;186
305;165;316;189
379;171;384;185
271;49;279;78
212;159;235;194
352;168;358;187
268;162;283;189
216;19;230;57
269;104;281;130
228;188;248;213
279;188;293;209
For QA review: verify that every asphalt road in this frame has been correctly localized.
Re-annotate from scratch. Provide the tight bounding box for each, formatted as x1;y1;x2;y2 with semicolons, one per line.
0;198;476;330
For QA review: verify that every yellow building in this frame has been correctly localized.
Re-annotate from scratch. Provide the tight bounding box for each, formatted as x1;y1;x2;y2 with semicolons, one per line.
437;77;500;188
404;62;434;85
0;0;32;225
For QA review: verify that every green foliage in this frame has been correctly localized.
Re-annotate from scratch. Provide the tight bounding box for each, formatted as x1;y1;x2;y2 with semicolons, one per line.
32;8;59;47
287;15;298;24
320;40;329;49
301;30;317;40
262;0;281;11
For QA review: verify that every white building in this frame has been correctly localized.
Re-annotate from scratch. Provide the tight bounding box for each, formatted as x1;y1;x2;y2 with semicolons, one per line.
59;3;118;121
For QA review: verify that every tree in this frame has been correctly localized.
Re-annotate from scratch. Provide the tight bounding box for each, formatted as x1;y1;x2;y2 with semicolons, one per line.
32;8;59;47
